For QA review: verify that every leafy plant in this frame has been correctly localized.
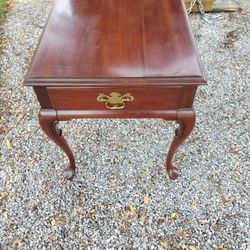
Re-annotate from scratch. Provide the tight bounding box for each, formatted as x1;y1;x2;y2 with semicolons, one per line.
0;0;8;17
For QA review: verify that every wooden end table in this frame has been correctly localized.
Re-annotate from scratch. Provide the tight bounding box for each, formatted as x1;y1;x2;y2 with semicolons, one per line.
24;0;206;180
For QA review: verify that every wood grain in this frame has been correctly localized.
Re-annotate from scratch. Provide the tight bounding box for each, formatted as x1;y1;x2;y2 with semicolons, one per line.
24;0;205;86
184;0;240;12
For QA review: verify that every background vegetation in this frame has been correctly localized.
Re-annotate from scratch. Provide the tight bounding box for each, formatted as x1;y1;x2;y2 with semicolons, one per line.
0;0;8;17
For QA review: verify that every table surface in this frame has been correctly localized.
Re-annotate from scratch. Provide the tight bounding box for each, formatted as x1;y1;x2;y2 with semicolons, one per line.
25;0;205;86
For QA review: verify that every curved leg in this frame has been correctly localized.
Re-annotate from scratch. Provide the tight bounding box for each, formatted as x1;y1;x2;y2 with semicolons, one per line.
166;109;196;180
39;110;76;180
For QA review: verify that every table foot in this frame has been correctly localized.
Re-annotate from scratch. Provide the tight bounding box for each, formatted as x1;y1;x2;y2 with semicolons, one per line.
63;166;75;180
166;109;196;180
167;165;180;180
39;110;76;180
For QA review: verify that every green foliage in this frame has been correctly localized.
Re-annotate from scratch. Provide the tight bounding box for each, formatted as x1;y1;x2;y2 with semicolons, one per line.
0;0;8;17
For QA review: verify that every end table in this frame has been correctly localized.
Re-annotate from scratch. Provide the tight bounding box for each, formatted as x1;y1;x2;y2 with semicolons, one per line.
24;0;206;180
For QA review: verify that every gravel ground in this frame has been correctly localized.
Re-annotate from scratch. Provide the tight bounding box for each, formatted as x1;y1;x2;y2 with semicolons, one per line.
0;0;249;249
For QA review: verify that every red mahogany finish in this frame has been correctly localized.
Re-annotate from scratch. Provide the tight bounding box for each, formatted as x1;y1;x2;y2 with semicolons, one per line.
24;0;206;180
47;87;183;110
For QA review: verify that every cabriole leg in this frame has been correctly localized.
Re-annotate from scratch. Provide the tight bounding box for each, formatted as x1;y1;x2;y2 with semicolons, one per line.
166;109;196;180
39;110;76;180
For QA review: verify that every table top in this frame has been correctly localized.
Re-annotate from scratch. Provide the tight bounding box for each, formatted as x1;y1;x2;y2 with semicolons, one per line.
24;0;206;86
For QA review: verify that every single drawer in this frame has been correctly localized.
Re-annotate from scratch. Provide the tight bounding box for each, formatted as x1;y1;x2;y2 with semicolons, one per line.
47;87;184;110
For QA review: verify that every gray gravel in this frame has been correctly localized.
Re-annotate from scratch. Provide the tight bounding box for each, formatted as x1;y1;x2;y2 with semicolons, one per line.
0;0;249;249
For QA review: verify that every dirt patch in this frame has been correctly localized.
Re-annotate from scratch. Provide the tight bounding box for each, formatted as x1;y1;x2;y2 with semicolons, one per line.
223;30;239;48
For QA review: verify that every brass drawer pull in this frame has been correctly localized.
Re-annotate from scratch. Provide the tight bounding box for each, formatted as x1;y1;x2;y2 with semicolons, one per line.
97;92;135;110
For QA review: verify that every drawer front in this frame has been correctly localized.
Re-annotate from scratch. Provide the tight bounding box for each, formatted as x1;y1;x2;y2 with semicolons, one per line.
47;87;183;110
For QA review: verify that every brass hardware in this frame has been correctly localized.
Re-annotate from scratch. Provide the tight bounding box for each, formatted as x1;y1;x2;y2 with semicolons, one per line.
97;92;135;110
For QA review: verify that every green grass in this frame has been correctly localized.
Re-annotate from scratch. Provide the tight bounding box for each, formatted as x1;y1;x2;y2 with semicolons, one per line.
0;0;8;17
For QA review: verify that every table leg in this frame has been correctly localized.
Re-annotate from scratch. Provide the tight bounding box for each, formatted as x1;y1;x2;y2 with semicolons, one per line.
166;109;196;180
39;110;76;180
